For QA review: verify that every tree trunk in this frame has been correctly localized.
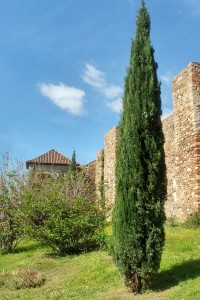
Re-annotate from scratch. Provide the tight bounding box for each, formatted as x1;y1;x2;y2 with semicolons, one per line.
124;273;142;293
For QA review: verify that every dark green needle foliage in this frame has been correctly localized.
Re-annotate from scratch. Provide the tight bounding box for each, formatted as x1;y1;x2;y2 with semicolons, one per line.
69;149;77;172
112;1;167;293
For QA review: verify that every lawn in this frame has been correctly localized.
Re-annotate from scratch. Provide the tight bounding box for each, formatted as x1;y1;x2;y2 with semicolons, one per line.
0;226;200;300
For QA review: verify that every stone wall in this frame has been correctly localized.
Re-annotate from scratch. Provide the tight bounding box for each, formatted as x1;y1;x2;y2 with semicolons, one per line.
162;115;175;218
29;164;68;173
95;149;104;198
104;126;118;205
95;62;200;221
84;160;96;182
172;62;200;219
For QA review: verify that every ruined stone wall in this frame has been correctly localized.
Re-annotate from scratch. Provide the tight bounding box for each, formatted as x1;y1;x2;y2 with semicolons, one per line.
172;62;200;220
162;115;175;218
95;149;104;198
96;62;200;221
104;126;118;205
102;120;176;214
84;160;96;182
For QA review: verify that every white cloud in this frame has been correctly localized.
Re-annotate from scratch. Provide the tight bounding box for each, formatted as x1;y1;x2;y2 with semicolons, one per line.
82;63;123;113
82;64;175;117
106;98;122;113
161;108;173;120
82;64;106;89
103;85;123;99
39;83;86;116
160;71;174;85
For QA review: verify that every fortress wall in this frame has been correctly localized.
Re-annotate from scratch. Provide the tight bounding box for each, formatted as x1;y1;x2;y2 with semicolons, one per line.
172;62;200;219
162;115;175;218
84;160;96;182
102;118;176;217
95;149;104;198
104;126;118;205
95;62;200;221
191;63;200;212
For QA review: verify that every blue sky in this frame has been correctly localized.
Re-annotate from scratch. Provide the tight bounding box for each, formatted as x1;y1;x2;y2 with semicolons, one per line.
0;0;200;165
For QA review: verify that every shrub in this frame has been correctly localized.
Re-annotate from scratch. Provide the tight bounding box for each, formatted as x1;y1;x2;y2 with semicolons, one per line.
0;153;27;253
15;269;45;289
2;269;45;290
24;170;105;255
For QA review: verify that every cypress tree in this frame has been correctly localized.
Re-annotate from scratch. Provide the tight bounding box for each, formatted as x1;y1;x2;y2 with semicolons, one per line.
112;1;166;293
69;150;77;171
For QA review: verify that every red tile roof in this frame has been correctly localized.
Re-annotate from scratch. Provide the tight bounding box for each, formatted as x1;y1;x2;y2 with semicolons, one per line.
26;149;71;169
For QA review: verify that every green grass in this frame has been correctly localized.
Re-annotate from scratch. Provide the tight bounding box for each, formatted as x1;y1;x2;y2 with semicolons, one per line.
0;226;200;300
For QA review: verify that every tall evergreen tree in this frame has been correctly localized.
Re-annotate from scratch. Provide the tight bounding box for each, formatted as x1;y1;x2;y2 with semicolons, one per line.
112;1;166;293
69;150;77;171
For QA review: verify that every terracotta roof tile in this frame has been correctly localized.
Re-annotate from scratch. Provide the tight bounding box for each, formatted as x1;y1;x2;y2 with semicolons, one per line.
26;149;71;168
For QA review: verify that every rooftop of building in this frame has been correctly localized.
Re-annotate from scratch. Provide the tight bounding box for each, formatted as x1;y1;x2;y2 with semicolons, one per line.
26;149;71;169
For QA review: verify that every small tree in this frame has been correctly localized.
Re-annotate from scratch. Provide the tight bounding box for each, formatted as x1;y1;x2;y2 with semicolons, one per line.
112;1;166;293
69;150;77;172
0;153;27;253
25;170;105;254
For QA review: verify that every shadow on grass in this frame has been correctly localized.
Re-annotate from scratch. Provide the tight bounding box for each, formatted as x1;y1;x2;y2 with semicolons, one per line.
12;241;46;254
152;259;200;291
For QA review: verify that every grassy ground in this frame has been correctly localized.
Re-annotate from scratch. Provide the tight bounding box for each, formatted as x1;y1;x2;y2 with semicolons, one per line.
0;226;200;300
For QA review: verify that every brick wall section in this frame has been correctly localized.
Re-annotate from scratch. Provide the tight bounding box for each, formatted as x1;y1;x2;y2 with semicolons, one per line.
172;62;200;220
95;149;104;198
162;115;175;218
104;126;118;205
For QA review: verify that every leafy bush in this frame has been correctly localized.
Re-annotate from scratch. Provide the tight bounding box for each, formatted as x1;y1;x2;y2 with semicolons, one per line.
184;211;200;228
0;153;27;253
24;170;105;255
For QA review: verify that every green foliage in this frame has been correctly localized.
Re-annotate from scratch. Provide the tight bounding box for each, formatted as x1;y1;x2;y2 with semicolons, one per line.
0;153;27;254
24;170;105;255
112;1;166;293
184;211;200;228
